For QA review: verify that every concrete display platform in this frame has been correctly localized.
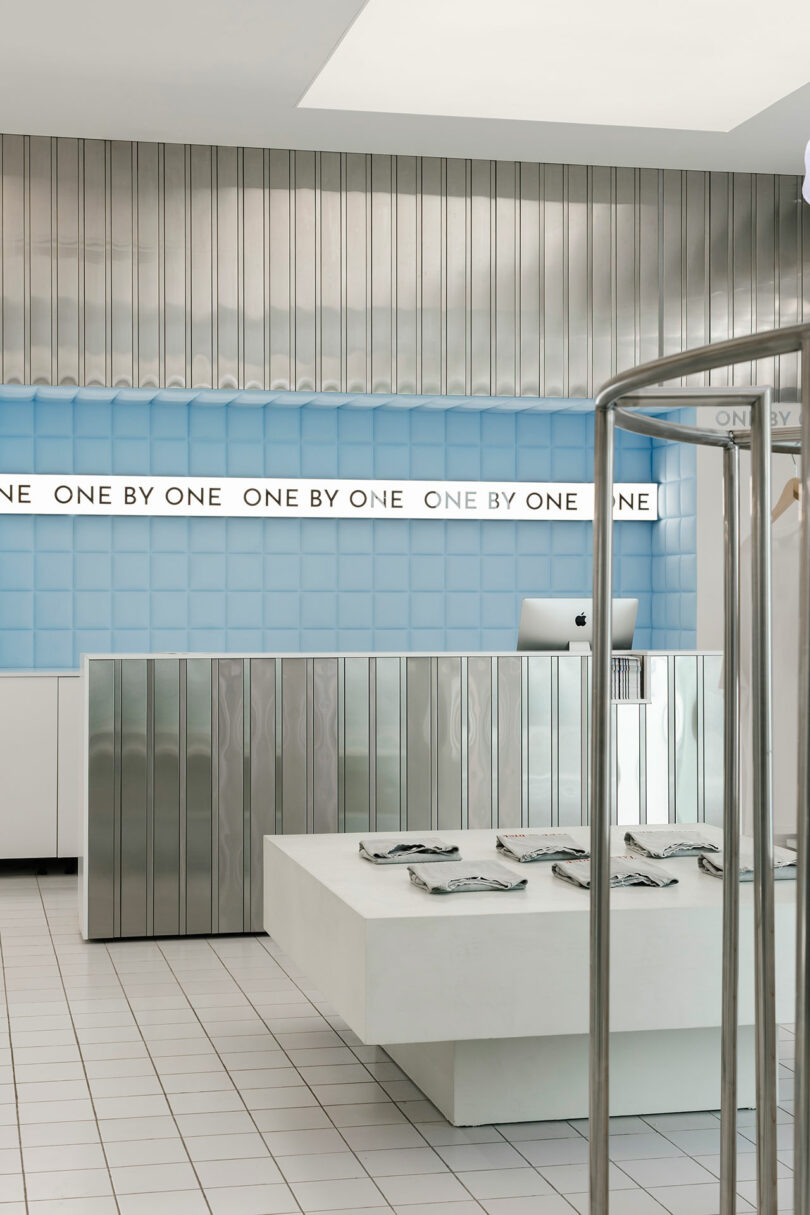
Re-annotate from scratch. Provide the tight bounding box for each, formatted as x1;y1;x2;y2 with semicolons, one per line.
263;825;796;1125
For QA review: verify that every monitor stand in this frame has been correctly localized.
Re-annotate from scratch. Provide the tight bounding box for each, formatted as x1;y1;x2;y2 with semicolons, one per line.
568;641;591;653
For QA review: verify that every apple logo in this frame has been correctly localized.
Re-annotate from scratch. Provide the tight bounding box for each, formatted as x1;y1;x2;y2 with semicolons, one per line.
575;611;587;628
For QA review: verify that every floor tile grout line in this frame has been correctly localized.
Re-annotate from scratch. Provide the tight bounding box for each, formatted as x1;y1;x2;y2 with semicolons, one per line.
168;936;404;1212
101;944;218;1214
244;936;586;1213
33;875;122;1214
0;902;27;1212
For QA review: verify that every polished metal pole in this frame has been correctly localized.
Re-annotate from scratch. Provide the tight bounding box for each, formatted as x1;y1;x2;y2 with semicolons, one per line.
795;340;810;1215
720;443;740;1215
590;404;615;1215
750;388;778;1215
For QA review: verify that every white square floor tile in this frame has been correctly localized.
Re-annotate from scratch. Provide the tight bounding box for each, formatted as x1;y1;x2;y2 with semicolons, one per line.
456;1169;553;1199
374;1172;471;1206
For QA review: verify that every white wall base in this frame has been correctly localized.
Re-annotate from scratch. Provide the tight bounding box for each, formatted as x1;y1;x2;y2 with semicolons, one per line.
388;1026;757;1126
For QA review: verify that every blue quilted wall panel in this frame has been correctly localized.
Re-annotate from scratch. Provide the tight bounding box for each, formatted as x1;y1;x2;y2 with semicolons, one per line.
0;388;695;668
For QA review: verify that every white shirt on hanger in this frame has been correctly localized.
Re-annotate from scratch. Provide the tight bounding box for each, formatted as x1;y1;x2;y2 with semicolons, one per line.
739;505;801;838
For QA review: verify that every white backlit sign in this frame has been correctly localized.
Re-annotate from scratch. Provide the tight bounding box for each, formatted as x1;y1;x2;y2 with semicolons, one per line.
0;476;658;521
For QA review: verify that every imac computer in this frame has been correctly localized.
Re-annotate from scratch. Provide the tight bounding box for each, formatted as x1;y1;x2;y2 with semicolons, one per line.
517;597;638;652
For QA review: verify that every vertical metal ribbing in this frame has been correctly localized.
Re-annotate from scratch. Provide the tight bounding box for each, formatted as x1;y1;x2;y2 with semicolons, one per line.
750;389;778;1215
589;404;614;1214
795;340;810;1215
720;443;740;1215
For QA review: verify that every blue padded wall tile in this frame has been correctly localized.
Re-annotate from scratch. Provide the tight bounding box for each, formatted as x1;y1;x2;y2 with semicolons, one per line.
373;521;410;554
189;519;226;551
226;629;263;651
35;517;73;550
301;554;337;590
35;592;73;629
1;553;34;587
375;556;409;590
301;444;339;477
409;521;445;554
445;557;480;592
264;443;301;476
410;592;444;628
0;389;698;668
0;632;34;667
74;403;112;436
150;629;190;651
226;519;263;553
263;555;300;591
0;402;34;436
74;518;112;551
74;439;113;472
1;438;35;468
227;555;263;590
151;592;188;628
189;593;226;628
112;518;150;551
338;556;373;590
111;439;150;473
35;553;72;589
337;593;373;628
373;628;410;650
226;591;263;628
35;631;74;668
111;629;151;652
300;629;339;650
337;520;373;553
189;406;227;440
190;441;227;476
264;593;300;628
374;444;413;478
112;592;149;628
74;554;112;590
150;519;189;551
374;593;409;628
337;445;375;477
112;553;149;589
74;592;112;628
227;443;264;477
0;591;33;628
188;629;227;651
189;554;226;590
446;446;481;479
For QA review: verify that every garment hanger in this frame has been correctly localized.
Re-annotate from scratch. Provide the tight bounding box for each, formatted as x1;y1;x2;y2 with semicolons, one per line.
771;454;800;522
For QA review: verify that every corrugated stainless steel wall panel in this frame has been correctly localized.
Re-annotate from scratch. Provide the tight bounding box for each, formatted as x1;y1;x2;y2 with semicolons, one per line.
5;134;803;396
84;652;724;937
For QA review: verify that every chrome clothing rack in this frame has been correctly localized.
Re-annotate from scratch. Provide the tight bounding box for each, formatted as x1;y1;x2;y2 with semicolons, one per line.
589;322;810;1215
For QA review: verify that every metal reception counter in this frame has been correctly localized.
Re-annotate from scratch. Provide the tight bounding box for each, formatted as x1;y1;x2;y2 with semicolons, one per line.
80;650;723;940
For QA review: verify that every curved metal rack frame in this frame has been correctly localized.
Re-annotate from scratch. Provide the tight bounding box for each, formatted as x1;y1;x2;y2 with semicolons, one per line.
589;322;810;1215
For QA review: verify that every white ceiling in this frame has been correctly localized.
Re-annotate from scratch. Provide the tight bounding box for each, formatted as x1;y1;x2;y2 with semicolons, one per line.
1;0;809;174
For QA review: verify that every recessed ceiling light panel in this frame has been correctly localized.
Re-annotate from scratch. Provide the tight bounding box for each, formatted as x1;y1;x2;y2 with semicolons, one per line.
301;0;810;132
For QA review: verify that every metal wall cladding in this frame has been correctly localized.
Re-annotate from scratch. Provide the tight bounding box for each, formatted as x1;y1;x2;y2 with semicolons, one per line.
85;652;723;939
1;137;808;398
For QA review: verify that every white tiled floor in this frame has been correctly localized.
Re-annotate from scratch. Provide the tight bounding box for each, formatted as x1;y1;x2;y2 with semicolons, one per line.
0;873;795;1214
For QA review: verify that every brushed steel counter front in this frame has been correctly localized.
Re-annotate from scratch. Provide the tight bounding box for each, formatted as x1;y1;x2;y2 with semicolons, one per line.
81;651;722;939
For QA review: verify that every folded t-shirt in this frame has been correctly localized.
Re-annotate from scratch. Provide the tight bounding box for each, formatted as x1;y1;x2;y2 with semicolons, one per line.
624;828;719;858
408;860;527;893
698;844;797;881
552;855;678;889
359;838;460;864
496;832;588;862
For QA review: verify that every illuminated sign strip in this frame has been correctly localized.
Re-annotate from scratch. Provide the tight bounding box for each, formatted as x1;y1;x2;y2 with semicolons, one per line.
0;475;658;521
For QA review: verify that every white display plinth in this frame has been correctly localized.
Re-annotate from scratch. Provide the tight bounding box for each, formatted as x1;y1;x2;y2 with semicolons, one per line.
263;826;795;1126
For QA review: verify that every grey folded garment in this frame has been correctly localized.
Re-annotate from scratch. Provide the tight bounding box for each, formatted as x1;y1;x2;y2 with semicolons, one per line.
552;855;678;889
359;837;460;864
408;860;528;893
624;828;720;858
698;845;797;881
496;831;589;862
